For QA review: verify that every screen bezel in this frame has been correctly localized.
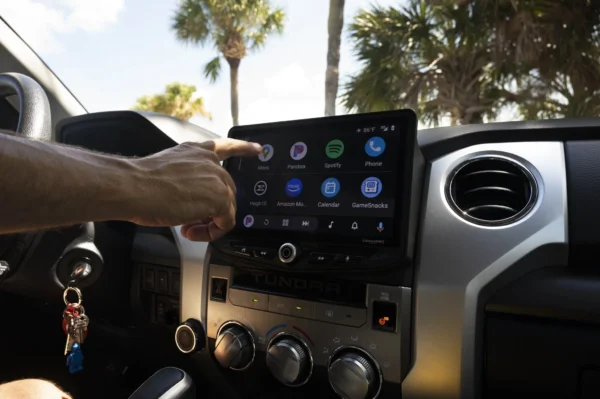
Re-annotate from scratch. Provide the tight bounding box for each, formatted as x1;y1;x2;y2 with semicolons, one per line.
224;110;418;248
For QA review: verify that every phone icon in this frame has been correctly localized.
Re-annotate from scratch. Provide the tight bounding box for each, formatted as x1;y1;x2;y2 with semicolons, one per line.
365;136;386;157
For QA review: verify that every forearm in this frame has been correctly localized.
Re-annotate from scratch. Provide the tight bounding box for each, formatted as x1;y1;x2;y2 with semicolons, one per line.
0;132;142;233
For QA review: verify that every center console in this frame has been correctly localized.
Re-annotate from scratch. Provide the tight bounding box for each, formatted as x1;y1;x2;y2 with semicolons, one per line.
176;110;423;399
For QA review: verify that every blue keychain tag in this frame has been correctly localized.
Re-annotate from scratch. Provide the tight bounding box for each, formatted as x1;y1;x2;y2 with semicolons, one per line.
66;343;84;374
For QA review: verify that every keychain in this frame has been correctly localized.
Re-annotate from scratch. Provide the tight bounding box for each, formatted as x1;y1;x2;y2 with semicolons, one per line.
62;286;89;374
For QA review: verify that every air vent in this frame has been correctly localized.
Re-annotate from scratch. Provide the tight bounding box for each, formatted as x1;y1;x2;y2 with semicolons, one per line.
447;156;537;226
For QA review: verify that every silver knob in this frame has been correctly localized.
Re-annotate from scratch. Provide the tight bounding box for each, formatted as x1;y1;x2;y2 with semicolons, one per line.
266;334;312;386
0;261;10;278
175;319;205;354
328;348;382;399
214;322;254;371
278;243;297;263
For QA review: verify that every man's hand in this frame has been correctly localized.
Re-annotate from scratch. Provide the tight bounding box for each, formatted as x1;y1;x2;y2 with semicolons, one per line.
130;138;261;241
0;133;259;239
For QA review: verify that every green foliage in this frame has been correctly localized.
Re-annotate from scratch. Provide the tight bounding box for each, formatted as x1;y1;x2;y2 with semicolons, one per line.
204;56;221;83
343;0;509;126
132;82;211;121
343;0;600;124
493;0;600;118
172;0;285;77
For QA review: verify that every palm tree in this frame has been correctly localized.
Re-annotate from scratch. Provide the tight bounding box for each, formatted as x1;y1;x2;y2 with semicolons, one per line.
492;0;600;119
132;82;211;121
325;0;345;116
172;0;285;126
517;73;600;119
343;1;516;126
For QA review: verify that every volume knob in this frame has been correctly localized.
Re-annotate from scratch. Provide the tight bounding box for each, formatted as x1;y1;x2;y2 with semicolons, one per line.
214;322;255;371
266;334;313;386
328;348;382;399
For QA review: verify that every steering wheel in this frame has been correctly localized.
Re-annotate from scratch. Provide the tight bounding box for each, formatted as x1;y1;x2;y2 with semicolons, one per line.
0;73;52;275
0;73;51;139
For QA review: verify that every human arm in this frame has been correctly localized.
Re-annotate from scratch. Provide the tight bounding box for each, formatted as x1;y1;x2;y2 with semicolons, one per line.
0;132;261;241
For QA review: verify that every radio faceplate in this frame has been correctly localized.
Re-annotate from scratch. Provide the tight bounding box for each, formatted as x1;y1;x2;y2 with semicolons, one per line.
211;237;407;273
205;264;411;387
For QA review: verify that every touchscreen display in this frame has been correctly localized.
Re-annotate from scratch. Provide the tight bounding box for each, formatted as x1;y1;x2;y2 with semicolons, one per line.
225;111;416;246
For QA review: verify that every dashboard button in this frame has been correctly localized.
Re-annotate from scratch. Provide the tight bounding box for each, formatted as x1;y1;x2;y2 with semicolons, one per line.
309;252;335;264
229;288;268;311
233;245;252;256
171;273;181;296
211;278;227;302
156;299;166;323
157;271;169;293
335;254;364;264
268;295;314;319
253;248;275;259
314;303;367;327
143;268;155;291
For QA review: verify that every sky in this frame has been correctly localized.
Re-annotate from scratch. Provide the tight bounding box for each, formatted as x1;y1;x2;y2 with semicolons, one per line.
0;0;407;137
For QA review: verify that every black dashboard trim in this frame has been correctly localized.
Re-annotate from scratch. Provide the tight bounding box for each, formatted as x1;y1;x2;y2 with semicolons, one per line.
56;110;176;143
486;267;600;325
418;117;600;159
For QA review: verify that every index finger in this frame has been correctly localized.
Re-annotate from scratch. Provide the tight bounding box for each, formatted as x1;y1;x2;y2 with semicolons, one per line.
201;138;262;161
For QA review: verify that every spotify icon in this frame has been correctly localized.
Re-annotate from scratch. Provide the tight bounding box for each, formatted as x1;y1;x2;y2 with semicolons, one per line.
325;139;344;159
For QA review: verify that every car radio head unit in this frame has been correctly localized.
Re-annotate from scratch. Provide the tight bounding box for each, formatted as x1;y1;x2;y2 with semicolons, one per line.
221;110;422;264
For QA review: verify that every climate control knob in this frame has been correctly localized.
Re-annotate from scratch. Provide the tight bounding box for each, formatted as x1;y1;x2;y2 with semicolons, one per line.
214;322;255;370
266;334;312;386
328;348;382;399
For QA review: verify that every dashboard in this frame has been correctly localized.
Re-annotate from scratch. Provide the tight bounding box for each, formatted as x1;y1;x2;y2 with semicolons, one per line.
7;109;600;399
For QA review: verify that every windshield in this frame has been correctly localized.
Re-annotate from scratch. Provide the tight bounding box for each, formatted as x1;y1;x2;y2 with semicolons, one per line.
2;0;599;134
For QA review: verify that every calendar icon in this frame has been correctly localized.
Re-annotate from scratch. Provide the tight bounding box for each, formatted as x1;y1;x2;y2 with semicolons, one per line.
324;181;337;195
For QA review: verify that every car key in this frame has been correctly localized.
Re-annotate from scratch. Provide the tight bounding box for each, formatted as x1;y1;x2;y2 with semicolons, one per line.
62;305;77;355
71;311;89;346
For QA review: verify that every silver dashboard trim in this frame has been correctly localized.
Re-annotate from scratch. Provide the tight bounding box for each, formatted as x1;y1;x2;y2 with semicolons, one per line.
402;142;568;399
171;226;210;328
